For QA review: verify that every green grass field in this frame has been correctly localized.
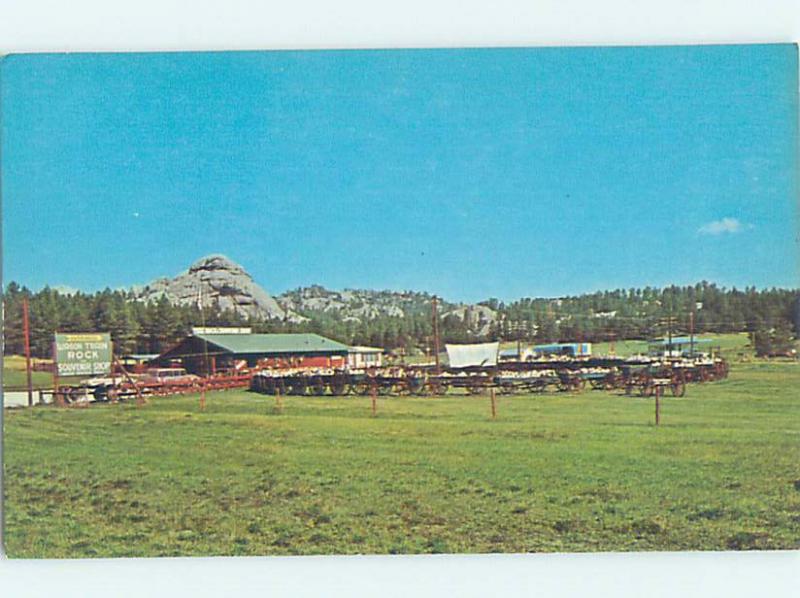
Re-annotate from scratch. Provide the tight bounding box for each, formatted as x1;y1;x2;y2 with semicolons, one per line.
3;361;799;557
591;332;759;360
500;332;756;360
2;356;55;390
3;355;93;392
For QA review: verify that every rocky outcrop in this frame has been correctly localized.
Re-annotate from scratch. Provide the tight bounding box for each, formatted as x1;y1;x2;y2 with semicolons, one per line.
442;304;498;336
278;285;438;323
278;285;498;336
134;256;496;333
136;255;305;322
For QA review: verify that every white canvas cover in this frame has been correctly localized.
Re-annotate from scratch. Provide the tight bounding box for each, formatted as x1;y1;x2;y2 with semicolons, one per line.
445;342;500;368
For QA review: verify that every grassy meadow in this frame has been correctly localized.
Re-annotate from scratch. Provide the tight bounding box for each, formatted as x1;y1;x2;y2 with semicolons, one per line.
2;355;56;390
3;359;799;557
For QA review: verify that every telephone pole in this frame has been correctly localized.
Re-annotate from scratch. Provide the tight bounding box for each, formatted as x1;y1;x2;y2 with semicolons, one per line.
668;302;673;354
432;296;441;375
22;297;33;407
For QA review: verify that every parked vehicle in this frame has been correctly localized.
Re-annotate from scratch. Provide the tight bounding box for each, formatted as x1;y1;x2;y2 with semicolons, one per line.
140;368;200;389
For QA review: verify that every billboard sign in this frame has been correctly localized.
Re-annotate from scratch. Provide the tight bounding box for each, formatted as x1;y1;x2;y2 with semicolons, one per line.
54;333;112;376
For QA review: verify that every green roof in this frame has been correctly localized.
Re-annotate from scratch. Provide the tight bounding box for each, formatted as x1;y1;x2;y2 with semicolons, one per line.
196;333;349;355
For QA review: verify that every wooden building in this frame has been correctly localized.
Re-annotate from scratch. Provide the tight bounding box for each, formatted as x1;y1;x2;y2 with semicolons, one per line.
156;332;350;374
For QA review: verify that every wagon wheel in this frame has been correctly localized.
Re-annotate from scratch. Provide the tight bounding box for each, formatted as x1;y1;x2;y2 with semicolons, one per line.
699;367;710;383
467;383;487;395
498;383;516;395
389;380;409;396
63;387;81;404
639;381;654;397
428;380;448;396
329;377;350;396
530;380;548;393
604;374;620;390
352;380;372;396
310;377;327;396
406;376;427;396
671;380;686;397
573;378;586;392
288;378;308;396
261;377;276;395
613;372;626;389
719;361;730;379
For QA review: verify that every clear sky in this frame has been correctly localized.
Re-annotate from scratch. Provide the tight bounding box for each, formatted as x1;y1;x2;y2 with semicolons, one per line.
2;45;797;302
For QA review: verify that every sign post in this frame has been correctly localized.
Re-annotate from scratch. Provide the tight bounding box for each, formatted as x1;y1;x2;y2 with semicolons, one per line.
22;298;33;407
53;333;112;405
655;386;661;426
52;338;60;406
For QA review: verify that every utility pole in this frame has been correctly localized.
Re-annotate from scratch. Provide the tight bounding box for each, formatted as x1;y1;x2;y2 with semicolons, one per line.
667;294;673;356
22;298;33;407
432;296;441;375
198;286;209;411
51;336;60;406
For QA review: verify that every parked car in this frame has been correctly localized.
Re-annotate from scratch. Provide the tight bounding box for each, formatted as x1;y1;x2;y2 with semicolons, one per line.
140;368;200;388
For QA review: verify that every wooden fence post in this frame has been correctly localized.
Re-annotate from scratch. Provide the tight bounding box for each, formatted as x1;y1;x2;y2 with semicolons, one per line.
655;387;661;426
490;387;497;420
52;338;61;407
23;298;33;407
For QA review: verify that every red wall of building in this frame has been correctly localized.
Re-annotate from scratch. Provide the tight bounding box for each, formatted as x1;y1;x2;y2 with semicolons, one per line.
258;355;346;370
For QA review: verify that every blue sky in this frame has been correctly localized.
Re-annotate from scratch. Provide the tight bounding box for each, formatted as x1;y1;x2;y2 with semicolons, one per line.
2;45;797;302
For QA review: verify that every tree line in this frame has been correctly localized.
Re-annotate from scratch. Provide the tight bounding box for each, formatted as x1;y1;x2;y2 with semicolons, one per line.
482;282;798;356
2;280;798;359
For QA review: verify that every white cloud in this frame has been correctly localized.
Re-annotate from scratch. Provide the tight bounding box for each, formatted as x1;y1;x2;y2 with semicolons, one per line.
698;217;743;236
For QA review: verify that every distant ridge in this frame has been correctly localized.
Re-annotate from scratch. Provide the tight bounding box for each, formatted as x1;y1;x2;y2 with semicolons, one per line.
133;255;498;334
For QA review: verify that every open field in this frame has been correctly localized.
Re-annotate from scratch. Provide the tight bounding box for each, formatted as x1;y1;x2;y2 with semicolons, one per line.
2;355;95;394
500;333;758;361
3;361;799;557
2;356;55;390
